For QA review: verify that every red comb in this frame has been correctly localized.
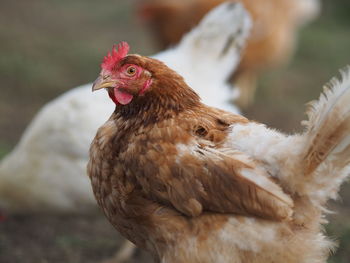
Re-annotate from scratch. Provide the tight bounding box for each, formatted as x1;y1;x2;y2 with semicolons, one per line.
101;42;130;71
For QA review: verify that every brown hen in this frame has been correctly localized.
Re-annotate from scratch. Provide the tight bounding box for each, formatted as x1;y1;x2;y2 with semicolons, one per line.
88;42;350;263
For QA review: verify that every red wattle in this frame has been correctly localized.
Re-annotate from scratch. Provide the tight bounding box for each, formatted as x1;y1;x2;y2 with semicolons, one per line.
114;88;133;105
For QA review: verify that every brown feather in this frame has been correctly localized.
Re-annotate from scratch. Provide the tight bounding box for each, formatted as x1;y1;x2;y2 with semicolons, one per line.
88;55;297;261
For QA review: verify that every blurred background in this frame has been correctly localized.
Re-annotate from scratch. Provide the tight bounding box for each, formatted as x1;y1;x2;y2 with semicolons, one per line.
0;0;350;262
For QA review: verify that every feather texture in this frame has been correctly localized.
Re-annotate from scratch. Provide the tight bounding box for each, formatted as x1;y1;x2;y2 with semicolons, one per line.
302;67;350;174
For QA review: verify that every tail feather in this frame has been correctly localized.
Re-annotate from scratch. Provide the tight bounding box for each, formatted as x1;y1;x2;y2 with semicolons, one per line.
302;66;350;175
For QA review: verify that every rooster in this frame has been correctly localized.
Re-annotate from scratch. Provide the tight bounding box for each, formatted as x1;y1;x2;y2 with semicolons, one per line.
138;0;320;107
88;40;350;263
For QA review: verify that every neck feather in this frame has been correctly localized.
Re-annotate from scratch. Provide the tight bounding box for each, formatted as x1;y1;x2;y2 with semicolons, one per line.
114;76;201;126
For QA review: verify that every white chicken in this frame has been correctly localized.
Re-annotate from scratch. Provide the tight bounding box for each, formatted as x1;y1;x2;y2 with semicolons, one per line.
0;2;250;214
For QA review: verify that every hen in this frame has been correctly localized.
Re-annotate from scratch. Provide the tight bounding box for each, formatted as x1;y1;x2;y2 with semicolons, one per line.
138;0;320;107
88;41;350;263
0;2;249;214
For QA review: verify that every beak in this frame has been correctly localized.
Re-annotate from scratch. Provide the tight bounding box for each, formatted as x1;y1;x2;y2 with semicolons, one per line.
92;75;118;92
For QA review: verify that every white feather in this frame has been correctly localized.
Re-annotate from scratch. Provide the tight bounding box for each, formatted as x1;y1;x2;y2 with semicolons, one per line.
226;67;350;206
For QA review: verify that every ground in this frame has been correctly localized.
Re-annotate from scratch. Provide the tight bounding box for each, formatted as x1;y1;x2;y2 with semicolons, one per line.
0;0;350;262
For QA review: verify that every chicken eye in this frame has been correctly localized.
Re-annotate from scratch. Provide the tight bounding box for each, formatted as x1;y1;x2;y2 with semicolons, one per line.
126;66;137;76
